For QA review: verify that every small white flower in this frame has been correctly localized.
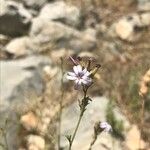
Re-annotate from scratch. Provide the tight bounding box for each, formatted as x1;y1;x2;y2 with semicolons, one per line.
100;122;112;132
67;65;92;90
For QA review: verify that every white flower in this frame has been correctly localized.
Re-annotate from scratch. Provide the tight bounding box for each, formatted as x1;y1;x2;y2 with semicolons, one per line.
100;122;112;132
67;65;92;90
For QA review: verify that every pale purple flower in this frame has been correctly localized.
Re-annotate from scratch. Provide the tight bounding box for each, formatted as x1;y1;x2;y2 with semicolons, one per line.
67;65;92;90
100;122;112;132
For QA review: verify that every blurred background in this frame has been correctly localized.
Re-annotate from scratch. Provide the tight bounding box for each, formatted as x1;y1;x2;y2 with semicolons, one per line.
0;0;150;149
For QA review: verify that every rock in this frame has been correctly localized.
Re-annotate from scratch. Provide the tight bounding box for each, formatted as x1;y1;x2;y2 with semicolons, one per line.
0;112;21;150
50;48;73;61
60;97;130;150
0;34;10;46
125;125;147;150
140;12;150;26
4;36;31;57
29;18;96;52
0;0;32;36
138;0;150;11
0;55;50;113
20;111;39;131
115;13;150;41
22;0;48;10
39;1;81;27
115;19;134;41
0;56;51;149
26;135;45;150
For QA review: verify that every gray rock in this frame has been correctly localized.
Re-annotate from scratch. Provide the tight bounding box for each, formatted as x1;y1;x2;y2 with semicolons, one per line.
39;1;81;27
0;55;50;113
30;18;96;52
137;0;150;10
60;97;130;150
0;0;32;36
22;0;48;9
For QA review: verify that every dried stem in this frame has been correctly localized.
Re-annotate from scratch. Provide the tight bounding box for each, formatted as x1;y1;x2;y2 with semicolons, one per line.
0;120;9;150
88;134;97;150
88;121;101;150
58;58;64;150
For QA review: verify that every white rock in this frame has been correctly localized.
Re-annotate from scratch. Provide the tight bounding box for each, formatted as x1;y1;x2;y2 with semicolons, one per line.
138;1;150;11
39;1;80;27
115;13;149;41
115;18;134;40
26;135;45;150
20;112;39;131
5;36;31;57
140;13;150;26
126;125;146;150
30;18;96;52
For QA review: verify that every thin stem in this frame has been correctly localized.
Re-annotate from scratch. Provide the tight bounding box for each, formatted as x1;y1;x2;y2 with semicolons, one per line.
1;129;8;150
4;132;8;150
58;58;64;150
69;112;83;150
88;135;97;150
68;88;88;150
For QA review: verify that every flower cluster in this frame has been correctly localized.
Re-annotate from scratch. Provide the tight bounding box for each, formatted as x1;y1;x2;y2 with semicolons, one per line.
100;122;112;132
66;56;100;90
67;65;92;90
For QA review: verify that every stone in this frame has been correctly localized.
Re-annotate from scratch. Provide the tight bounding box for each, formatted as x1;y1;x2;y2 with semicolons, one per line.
60;97;130;150
115;17;136;41
4;36;31;57
29;18;96;52
20;112;39;131
137;0;150;11
125;125;146;150
0;0;32;36
0;55;50;113
0;34;10;46
22;0;48;9
26;135;45;150
140;12;150;26
115;13;150;41
39;1;81;27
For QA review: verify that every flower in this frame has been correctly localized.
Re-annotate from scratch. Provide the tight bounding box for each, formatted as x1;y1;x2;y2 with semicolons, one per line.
100;122;112;132
67;65;92;90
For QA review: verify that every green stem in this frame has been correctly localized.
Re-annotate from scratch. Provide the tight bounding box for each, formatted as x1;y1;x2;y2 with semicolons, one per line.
69;110;84;150
68;87;88;150
4;132;8;150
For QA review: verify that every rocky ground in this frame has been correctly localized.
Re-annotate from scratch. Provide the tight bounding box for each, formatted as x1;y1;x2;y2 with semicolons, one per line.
0;0;150;150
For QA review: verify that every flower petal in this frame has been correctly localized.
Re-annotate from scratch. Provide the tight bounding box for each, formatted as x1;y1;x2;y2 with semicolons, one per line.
82;68;87;74
84;71;90;76
73;66;79;74
81;78;91;85
76;65;82;73
66;75;77;80
100;122;112;132
67;72;76;77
